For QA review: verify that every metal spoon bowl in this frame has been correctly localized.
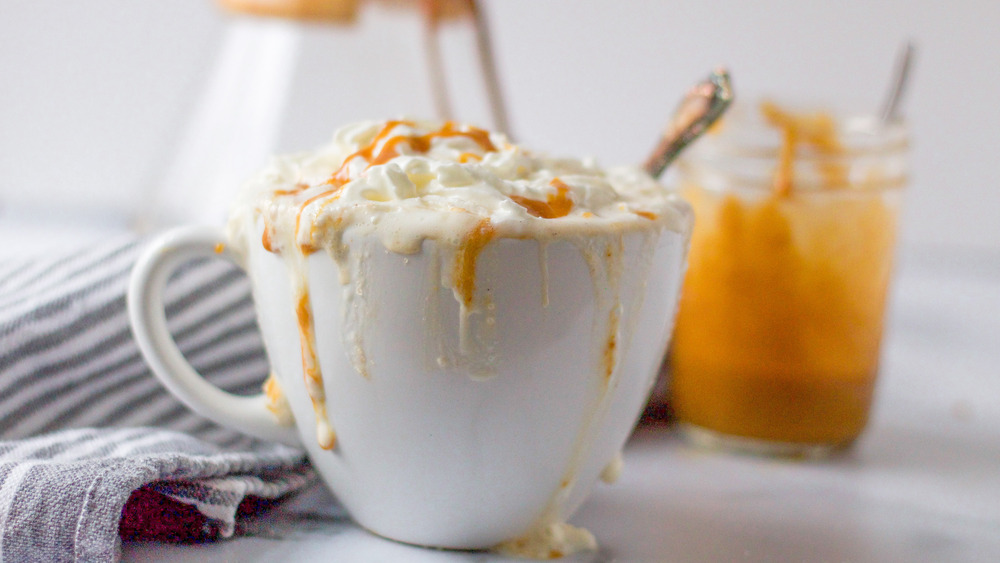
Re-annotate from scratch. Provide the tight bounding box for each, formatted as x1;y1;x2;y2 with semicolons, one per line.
643;68;734;178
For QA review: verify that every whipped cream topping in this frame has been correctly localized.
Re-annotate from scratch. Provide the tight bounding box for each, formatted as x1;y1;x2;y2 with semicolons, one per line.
229;119;689;256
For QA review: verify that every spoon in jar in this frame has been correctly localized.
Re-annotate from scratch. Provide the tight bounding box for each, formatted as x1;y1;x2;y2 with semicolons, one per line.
879;41;915;123
643;68;734;178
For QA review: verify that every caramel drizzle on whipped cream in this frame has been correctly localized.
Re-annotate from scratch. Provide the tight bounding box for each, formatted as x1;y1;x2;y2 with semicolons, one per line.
510;178;574;219
289;120;498;254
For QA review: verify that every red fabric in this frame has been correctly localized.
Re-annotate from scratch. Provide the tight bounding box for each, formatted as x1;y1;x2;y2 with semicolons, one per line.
118;487;276;543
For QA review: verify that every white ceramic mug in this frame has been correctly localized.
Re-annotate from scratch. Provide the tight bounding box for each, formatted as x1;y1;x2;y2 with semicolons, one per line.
128;221;689;551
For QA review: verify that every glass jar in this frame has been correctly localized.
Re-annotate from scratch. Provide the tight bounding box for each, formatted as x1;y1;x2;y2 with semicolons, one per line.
143;0;508;229
667;102;909;458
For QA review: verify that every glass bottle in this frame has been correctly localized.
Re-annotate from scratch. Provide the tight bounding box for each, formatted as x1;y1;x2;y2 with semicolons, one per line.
142;0;509;228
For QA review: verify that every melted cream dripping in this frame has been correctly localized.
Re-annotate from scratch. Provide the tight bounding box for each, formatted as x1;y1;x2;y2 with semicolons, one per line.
494;520;597;560
498;234;628;559
538;240;550;308
336;241;372;379
284;215;338;450
600;453;624;484
623;229;664;393
582;234;625;390
432;221;500;379
293;283;337;450
262;372;295;427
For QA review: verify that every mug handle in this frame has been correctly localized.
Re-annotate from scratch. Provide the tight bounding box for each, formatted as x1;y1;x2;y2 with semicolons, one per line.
128;225;301;447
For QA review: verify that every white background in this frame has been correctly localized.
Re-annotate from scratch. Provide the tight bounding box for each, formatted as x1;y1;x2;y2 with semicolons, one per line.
1;0;998;251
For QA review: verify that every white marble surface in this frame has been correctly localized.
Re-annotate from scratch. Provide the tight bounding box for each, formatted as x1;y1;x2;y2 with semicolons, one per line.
114;242;1000;562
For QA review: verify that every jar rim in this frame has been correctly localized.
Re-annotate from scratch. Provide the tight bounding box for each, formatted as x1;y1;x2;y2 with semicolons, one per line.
674;101;910;194
685;102;910;161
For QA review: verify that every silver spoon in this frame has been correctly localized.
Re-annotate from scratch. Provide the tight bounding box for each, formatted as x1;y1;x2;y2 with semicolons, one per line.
643;68;734;178
879;42;915;123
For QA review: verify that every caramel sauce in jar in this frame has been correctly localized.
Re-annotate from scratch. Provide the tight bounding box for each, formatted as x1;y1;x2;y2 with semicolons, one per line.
668;102;909;455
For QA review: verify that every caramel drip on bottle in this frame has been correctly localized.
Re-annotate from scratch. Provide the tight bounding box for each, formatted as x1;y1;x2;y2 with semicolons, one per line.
760;101;846;196
509;177;574;219
295;289;337;450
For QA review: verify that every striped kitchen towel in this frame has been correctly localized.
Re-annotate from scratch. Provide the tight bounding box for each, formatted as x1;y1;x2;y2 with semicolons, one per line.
0;236;316;562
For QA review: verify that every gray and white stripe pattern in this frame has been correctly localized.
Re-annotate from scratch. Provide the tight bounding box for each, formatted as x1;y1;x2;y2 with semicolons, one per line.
0;236;266;445
0;237;315;562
